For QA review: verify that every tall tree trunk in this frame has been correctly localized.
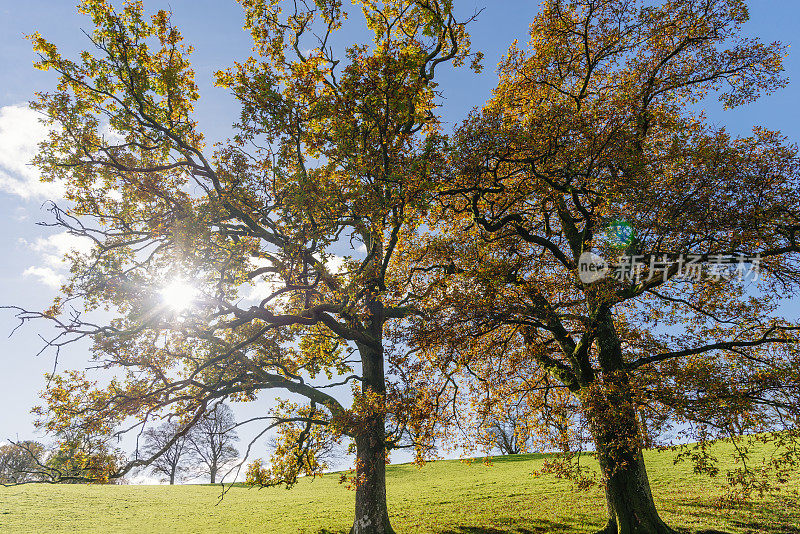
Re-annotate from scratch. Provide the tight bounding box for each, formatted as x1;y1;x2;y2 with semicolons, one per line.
589;307;674;534
588;402;674;534
351;412;393;534
350;327;394;533
210;465;216;484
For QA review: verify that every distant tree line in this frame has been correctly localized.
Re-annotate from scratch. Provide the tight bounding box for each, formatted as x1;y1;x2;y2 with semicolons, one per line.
0;433;124;485
1;404;239;485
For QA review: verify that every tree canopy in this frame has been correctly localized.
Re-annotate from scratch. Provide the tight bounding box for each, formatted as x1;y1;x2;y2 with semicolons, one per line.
142;420;193;485
405;0;800;532
8;0;800;533
12;0;479;532
0;441;46;484
187;403;239;484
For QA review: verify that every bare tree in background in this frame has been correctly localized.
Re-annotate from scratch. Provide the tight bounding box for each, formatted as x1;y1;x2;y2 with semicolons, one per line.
142;422;192;485
488;402;528;455
187;404;239;484
0;441;46;484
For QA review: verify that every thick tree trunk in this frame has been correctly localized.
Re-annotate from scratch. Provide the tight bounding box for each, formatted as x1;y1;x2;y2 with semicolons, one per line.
350;414;394;534
210;467;216;484
350;321;394;534
585;379;674;534
592;435;674;534
589;307;675;534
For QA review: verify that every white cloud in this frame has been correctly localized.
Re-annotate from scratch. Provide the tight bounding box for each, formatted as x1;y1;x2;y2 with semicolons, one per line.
23;266;63;289
246;256;283;303
106;188;123;201
315;253;346;274
21;231;94;288
248;276;283;303
23;231;94;269
0;104;65;199
12;206;29;222
99;122;126;145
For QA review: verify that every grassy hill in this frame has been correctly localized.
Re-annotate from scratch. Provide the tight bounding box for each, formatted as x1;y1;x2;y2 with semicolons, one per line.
1;443;798;533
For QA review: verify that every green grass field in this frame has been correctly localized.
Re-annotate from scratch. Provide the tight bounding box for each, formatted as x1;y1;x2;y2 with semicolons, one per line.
1;444;798;533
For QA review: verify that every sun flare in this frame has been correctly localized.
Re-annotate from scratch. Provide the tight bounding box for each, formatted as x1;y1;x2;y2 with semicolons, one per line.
160;279;199;312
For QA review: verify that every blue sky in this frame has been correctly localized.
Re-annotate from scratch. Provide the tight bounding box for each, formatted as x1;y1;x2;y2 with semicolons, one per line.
0;0;799;478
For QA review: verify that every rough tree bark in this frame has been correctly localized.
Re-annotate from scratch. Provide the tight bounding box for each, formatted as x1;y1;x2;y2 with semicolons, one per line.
350;294;395;534
351;410;393;534
588;307;675;534
588;396;674;534
350;348;394;534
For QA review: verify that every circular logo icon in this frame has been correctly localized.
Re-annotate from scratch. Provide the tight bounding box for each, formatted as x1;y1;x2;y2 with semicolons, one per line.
605;220;634;248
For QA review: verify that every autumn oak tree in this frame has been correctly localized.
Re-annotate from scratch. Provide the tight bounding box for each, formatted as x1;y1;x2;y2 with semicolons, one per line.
10;0;478;532
407;0;800;533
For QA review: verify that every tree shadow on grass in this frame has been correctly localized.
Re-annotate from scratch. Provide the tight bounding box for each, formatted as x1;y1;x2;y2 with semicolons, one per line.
440;519;580;534
689;529;799;534
312;517;583;534
729;522;800;534
668;497;800;534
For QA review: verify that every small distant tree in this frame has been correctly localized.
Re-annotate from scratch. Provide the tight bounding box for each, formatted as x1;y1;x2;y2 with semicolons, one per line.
187;404;239;484
429;336;585;459
142;421;192;485
0;441;46;484
45;430;126;484
488;402;528;455
487;395;581;456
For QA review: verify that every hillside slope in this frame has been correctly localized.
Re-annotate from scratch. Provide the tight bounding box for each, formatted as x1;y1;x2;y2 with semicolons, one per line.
1;444;798;533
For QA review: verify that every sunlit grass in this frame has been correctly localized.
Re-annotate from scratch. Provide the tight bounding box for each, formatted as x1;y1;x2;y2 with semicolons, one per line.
1;441;797;533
